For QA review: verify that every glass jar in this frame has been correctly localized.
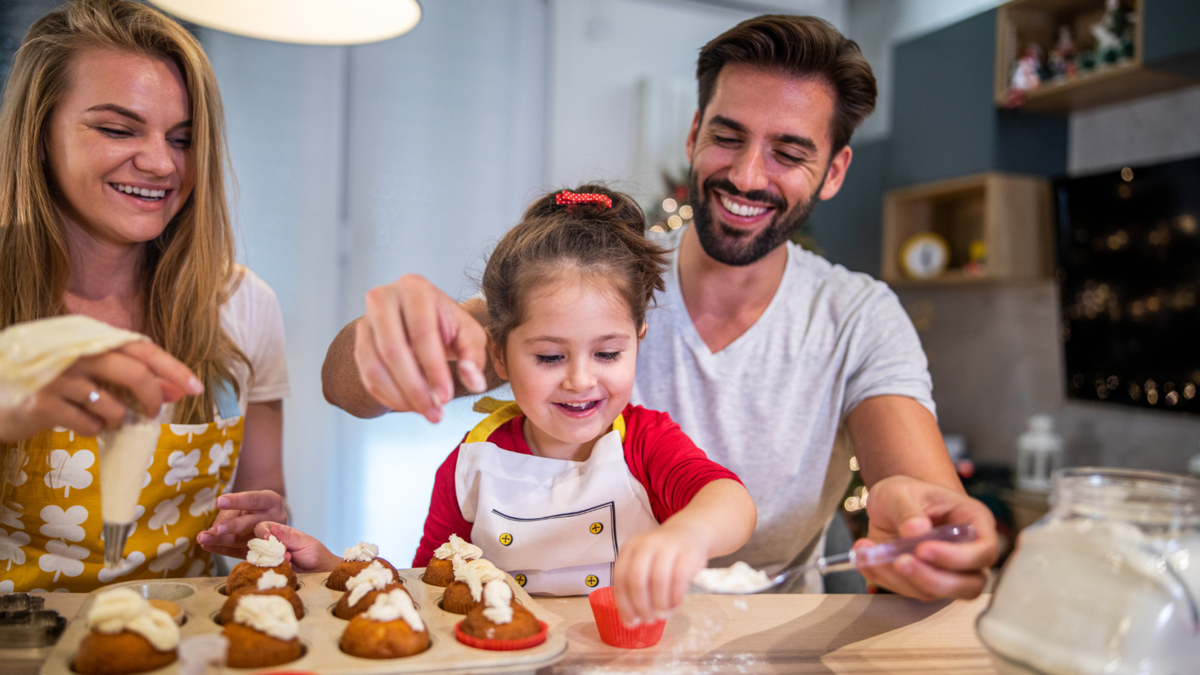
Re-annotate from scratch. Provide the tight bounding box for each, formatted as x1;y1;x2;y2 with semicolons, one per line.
977;467;1200;675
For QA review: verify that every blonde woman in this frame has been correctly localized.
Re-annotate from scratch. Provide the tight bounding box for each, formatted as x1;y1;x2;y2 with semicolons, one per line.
0;0;288;592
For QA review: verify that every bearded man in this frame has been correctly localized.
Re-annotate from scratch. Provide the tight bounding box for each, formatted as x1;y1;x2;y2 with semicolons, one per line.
321;14;998;617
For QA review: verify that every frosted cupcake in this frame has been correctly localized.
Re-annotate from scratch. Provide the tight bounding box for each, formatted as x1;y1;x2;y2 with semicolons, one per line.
328;541;401;591
423;534;482;587
456;580;546;650
340;588;431;659
221;569;304;624
222;594;304;668
442;558;506;615
75;587;180;675
334;560;408;620
226;535;298;594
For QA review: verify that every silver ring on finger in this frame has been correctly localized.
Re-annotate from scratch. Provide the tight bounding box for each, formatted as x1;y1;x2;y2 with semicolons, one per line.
87;390;101;405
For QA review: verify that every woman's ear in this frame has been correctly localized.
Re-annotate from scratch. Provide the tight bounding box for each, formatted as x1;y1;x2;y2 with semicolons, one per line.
488;340;509;381
638;322;648;341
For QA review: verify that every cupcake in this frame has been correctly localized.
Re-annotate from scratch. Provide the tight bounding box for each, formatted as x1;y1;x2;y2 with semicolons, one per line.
75;587;179;675
423;534;482;587
340;588;431;659
220;569;304;625
222;594;304;668
334;560;408;620
226;535;299;595
442;558;506;615
456;580;547;650
328;541;402;591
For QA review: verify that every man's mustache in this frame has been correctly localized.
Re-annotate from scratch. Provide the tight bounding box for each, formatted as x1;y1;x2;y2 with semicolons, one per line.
701;177;786;210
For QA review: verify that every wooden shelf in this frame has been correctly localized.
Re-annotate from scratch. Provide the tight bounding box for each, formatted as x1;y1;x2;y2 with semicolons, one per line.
882;172;1053;284
994;0;1197;114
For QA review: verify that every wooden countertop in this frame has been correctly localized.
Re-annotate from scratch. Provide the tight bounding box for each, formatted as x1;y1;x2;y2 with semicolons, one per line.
35;592;998;674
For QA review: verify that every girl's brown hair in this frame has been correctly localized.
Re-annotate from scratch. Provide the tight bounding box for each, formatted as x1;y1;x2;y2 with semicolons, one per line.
481;185;669;355
0;0;250;423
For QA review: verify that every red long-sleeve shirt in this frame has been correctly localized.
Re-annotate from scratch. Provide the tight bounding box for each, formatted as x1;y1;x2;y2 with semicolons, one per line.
413;404;741;566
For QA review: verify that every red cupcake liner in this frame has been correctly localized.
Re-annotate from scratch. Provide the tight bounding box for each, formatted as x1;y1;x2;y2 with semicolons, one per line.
588;586;666;649
454;620;549;651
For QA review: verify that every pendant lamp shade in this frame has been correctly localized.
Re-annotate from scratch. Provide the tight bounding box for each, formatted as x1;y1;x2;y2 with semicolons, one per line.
149;0;421;46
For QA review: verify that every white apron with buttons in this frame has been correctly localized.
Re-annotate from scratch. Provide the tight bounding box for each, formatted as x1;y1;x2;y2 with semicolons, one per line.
454;400;660;596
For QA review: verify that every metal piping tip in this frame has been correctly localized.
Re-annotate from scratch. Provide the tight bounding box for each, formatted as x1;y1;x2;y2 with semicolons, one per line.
103;522;133;568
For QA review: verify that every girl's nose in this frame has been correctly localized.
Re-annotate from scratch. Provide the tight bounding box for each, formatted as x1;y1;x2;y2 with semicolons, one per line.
563;360;597;392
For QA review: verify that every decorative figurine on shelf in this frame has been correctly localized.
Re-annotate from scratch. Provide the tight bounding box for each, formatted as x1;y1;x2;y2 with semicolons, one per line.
1006;44;1043;108
1048;25;1078;79
1091;0;1135;65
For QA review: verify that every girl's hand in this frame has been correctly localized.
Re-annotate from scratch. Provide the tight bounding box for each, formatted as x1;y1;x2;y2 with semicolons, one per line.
252;521;342;574
0;341;202;443
197;490;290;558
612;520;710;626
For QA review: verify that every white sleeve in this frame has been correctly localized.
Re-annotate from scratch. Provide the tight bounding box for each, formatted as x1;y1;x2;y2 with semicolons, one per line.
841;284;936;420
222;268;291;405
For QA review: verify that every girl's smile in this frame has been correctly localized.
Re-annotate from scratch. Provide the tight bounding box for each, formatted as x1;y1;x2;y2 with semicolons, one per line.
493;275;641;462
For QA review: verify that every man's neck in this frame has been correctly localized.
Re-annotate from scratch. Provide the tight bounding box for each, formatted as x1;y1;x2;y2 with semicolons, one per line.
677;226;788;354
62;219;145;332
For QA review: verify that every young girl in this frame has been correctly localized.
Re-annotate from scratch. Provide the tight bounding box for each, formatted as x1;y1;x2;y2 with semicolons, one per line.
264;185;756;625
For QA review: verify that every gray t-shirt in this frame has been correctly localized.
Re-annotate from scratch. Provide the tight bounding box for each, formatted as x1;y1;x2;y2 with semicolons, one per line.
632;228;935;591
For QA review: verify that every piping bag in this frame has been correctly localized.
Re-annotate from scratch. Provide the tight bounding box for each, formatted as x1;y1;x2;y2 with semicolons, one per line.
0;315;158;568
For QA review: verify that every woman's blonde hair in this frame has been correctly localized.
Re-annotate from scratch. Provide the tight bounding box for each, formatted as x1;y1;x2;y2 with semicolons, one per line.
0;0;250;424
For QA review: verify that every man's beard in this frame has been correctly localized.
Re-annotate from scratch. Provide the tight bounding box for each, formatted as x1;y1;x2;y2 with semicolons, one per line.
688;168;825;267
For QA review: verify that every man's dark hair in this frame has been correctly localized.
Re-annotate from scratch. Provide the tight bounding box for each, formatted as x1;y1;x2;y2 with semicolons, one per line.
697;15;877;153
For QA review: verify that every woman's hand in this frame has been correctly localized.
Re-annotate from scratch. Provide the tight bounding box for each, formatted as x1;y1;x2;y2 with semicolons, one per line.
613;520;709;626
0;341;202;443
197;490;290;558
253;521;342;574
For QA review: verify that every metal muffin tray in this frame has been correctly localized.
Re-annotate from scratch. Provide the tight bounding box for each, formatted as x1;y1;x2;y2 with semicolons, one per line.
40;569;567;674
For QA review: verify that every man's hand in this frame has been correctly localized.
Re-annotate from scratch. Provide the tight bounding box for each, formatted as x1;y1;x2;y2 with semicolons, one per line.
0;342;202;443
253;521;342;574
856;475;998;601
197;490;290;558
333;275;489;422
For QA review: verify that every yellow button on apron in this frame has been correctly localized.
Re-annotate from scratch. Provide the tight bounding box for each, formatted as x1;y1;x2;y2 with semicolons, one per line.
590;522;604;535
514;574;527;587
585;575;599;588
499;533;513;546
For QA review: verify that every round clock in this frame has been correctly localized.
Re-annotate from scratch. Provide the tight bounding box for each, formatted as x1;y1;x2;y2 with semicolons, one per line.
899;232;951;280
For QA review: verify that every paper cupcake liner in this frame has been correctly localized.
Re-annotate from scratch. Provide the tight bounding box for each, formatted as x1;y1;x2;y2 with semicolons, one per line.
454;620;549;651
588;586;666;649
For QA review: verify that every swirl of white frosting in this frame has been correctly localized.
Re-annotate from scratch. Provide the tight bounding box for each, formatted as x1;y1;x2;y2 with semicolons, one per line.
342;541;379;562
454;558;506;602
433;533;482;562
345;560;395;607
256;569;288;591
364;588;425;631
481;580;514;625
232;594;299;641
87;587;180;652
246;534;286;568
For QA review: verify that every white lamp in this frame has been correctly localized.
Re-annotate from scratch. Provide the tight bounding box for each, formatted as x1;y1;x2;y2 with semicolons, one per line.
149;0;421;46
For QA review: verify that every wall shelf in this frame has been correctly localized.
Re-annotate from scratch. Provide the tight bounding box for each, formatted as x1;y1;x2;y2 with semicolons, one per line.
882;172;1053;285
994;0;1198;114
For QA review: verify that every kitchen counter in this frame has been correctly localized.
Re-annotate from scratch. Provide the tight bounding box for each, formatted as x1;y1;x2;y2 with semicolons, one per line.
29;591;998;674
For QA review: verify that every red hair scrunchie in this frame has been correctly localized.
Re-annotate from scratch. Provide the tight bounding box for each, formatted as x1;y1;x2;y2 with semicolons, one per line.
556;190;612;209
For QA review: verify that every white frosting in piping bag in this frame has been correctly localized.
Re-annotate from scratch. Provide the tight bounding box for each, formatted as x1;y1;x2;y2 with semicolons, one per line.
88;587;180;652
346;560;395;607
455;558;506;602
481;580;514;625
256;569;288;591
434;533;482;562
97;420;161;523
232;594;298;640
246;535;286;568
343;541;379;562
365;588;424;631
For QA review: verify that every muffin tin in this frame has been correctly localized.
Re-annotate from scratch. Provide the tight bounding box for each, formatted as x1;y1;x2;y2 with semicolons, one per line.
40;568;567;674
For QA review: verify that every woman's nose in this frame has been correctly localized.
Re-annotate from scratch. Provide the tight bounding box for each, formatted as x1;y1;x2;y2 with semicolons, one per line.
132;135;176;177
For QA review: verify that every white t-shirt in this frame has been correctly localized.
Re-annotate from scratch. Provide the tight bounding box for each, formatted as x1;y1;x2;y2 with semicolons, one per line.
633;228;934;591
158;266;290;422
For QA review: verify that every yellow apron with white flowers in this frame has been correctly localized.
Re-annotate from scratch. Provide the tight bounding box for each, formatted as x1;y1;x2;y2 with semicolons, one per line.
0;417;242;593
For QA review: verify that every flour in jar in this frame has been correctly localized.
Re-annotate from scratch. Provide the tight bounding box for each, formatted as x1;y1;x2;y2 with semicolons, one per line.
978;517;1200;675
